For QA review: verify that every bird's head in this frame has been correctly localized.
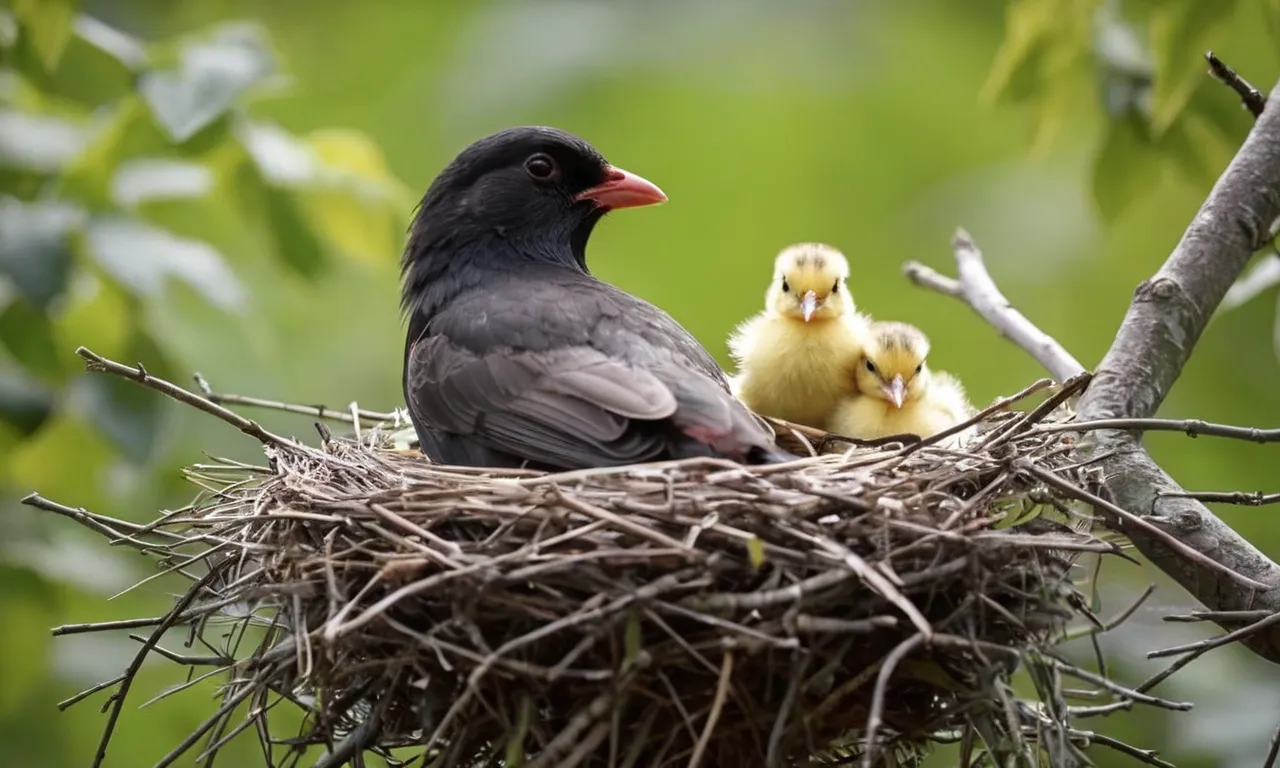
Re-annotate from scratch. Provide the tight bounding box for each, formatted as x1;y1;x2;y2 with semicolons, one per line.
765;243;853;323
855;322;932;409
402;126;666;310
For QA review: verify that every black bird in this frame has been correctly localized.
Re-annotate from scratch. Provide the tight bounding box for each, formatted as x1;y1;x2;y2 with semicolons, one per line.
400;126;790;471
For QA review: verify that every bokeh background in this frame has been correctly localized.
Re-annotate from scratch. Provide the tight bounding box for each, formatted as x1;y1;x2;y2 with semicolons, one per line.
3;0;1280;765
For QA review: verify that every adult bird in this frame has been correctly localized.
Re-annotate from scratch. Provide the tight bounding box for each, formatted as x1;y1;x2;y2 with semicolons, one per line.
400;126;788;471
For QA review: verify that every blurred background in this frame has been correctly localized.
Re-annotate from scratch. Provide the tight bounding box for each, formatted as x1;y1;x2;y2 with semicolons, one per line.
3;0;1280;765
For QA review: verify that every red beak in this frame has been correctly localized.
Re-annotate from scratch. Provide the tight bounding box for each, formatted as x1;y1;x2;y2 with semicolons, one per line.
573;165;667;209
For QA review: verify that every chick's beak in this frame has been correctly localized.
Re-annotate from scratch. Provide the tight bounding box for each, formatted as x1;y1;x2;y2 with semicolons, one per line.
882;375;907;409
573;165;668;210
800;290;820;322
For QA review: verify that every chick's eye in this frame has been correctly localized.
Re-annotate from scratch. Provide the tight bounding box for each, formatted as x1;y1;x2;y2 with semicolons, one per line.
524;154;556;180
914;364;923;374
831;280;840;293
781;278;790;293
865;360;877;374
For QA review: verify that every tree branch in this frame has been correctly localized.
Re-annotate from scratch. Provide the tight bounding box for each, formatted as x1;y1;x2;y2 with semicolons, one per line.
904;76;1280;664
904;231;1086;382
1206;52;1267;118
1068;75;1280;662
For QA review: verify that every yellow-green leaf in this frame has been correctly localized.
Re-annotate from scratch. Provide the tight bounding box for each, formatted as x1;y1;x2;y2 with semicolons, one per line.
503;695;533;767
308;128;397;182
1147;0;1238;136
624;609;642;666
300;128;414;266
12;0;78;73
1092;114;1165;223
980;0;1061;106
746;536;766;569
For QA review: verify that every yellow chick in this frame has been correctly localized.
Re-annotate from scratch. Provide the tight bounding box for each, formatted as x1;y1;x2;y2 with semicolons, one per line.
728;243;873;428
827;321;974;441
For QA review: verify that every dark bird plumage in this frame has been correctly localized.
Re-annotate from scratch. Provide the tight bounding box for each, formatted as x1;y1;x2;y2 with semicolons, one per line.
400;126;790;471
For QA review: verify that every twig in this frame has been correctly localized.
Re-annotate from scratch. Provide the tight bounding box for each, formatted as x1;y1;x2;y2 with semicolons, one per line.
1085;731;1176;768
1015;459;1269;590
861;633;927;768
1159;490;1280;506
1264;721;1280;768
1051;659;1192;711
86;569;220;768
193;372;400;426
77;348;291;447
1038;417;1280;443
903;229;1086;382
686;649;733;768
1206;51;1267;118
1147;610;1280;660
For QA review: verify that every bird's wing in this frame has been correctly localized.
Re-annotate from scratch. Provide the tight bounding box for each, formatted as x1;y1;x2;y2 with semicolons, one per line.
406;332;679;467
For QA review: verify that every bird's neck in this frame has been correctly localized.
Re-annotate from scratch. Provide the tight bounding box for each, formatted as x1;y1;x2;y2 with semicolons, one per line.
401;236;584;321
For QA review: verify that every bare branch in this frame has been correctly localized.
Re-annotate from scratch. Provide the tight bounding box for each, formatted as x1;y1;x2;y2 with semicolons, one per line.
77;348;290;448
1066;76;1280;663
1160;491;1280;506
1206;52;1266;118
1038;417;1280;443
908;74;1280;664
904;230;1086;382
192;372;401;426
1077;80;1280;422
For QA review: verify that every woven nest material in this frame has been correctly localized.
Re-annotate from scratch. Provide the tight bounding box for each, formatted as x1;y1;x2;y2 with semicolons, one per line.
38;366;1169;768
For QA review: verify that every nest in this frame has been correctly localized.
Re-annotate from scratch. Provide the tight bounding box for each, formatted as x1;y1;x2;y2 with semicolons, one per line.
34;358;1175;768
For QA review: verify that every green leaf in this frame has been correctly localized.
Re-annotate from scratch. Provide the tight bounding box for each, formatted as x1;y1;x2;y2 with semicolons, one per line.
58;94;152;206
1222;254;1280;312
0;196;83;310
1092;115;1165;223
1147;0;1238;136
67;328;172;464
0;108;90;173
980;0;1060;106
110;157;214;208
0;297;63;381
139;22;276;143
72;15;147;72
0;362;53;435
11;0;78;73
746;536;766;569
503;695;533;767
231;144;328;278
301;128;414;266
623;609;642;666
82;215;247;311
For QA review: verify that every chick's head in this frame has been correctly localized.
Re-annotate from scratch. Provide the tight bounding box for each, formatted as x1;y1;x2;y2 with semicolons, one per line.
765;243;853;323
855;322;932;409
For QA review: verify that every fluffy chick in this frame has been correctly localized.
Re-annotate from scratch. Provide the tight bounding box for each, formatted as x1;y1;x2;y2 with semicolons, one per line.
728;243;873;428
827;321;973;441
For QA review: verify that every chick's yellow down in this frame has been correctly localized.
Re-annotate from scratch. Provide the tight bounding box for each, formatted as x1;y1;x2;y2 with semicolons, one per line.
827;321;973;441
728;243;872;428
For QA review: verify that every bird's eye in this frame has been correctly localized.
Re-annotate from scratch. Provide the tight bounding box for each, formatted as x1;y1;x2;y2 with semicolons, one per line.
914;363;923;374
831;280;840;293
524;153;557;181
781;278;790;293
865;360;877;374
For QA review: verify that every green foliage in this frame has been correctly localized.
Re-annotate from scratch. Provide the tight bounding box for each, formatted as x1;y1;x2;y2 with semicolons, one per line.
983;0;1259;221
0;11;411;761
0;7;410;467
